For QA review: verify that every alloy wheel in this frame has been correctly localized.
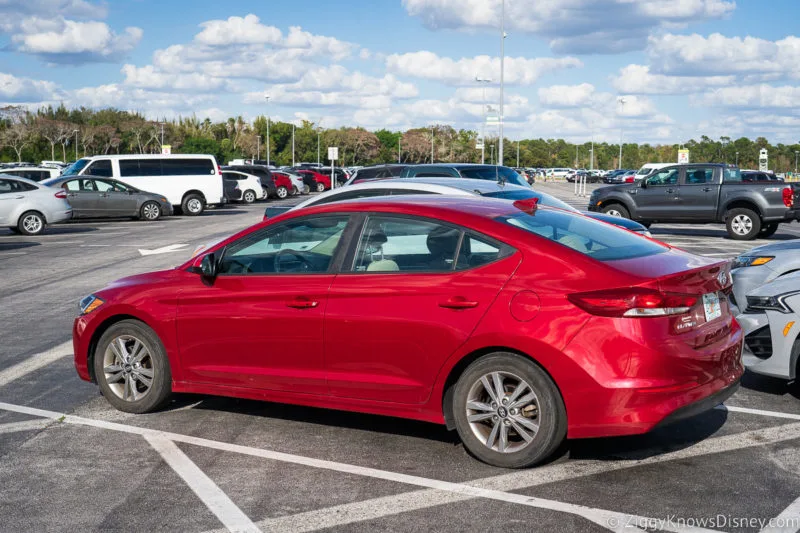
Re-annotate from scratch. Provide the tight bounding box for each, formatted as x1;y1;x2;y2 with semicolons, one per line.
102;335;154;402
731;214;753;235
142;203;160;220
22;214;43;234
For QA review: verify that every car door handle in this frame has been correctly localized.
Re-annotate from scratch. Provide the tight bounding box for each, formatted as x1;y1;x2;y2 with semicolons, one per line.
702;187;712;192
286;298;319;309
439;297;479;310
14;195;24;199
666;188;675;194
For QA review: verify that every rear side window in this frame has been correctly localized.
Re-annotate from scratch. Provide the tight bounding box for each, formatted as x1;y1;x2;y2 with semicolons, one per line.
162;158;214;176
85;159;113;177
500;209;667;261
120;159;161;177
684;168;714;185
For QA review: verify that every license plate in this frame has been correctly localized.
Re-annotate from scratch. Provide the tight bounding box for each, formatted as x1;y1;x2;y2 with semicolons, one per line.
703;292;722;322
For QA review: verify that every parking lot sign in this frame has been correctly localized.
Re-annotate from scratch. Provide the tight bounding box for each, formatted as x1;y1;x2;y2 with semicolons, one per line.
759;148;768;171
328;147;339;161
161;145;171;155
678;149;689;164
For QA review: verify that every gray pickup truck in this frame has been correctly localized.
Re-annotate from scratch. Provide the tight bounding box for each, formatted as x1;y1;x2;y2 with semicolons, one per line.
588;163;800;240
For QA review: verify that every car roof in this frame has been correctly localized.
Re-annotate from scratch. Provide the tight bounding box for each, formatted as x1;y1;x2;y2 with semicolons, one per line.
0;174;42;186
80;154;215;160
1;166;55;171
381;177;530;194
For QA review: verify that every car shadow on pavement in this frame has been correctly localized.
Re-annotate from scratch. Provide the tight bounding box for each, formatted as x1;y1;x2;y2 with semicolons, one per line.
0;241;40;251
173;395;459;444
741;370;800;399
41;225;100;235
650;226;797;241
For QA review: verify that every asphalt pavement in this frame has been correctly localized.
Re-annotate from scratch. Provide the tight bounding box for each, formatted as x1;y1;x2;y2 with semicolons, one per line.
1;186;800;533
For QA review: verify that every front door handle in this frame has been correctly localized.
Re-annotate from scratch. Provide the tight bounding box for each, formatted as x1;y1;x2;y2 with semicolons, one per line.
702;187;712;192
14;195;24;199
286;298;319;309
666;188;675;194
440;297;479;310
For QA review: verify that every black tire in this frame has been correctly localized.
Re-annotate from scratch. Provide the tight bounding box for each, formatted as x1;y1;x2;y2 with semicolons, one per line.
452;352;567;468
17;211;46;236
262;187;270;199
276;186;289;199
94;320;172;414
242;190;256;204
316;182;326;193
759;223;779;238
292;186;299;196
181;193;205;216
303;184;311;194
726;208;761;240
8;227;21;234
600;204;630;219
139;201;161;221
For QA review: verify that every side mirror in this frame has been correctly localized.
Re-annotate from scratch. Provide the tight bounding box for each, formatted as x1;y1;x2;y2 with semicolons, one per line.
190;253;219;284
640;179;648;188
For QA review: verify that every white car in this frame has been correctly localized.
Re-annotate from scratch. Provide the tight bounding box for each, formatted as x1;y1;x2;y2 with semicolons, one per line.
734;272;800;380
1;166;62;182
221;170;266;204
285;172;310;195
0;175;72;235
547;168;574;179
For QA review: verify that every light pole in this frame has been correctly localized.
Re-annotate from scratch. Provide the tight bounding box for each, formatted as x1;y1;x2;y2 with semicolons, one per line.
159;122;165;148
72;129;79;160
476;76;492;164
292;123;296;167
736;151;739;166
257;135;260;160
398;137;401;163
617;97;625;169
516;140;520;168
430;126;435;163
265;95;270;166
498;0;506;166
317;128;322;166
490;144;495;165
795;151;798;173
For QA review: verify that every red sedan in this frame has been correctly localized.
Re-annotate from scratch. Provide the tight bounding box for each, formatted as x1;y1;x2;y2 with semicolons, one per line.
297;169;331;192
73;196;742;468
270;171;295;199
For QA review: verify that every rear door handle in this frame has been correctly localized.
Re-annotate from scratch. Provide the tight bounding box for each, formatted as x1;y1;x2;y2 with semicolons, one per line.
702;187;712;192
439;297;479;310
14;196;24;199
286;298;319;309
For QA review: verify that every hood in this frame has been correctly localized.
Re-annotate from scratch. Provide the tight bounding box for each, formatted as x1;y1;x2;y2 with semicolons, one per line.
103;269;179;292
746;271;800;297
743;240;800;255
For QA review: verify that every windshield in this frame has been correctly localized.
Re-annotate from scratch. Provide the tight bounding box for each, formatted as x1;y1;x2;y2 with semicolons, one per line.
459;167;529;187
61;158;91;177
483;189;579;213
499;209;667;261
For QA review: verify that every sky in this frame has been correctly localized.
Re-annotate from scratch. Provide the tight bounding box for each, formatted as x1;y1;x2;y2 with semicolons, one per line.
1;0;799;144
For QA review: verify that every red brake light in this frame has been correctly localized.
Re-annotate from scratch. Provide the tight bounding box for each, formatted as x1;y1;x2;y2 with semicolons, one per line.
55;190;67;199
568;288;697;318
513;197;539;214
783;187;794;208
624;176;634;183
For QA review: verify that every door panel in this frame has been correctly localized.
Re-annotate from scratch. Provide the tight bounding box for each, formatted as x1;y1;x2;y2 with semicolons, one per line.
677;167;718;220
634;168;680;220
63;179;101;217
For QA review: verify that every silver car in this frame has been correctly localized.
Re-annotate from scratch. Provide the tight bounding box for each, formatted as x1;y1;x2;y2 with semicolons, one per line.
734;272;800;380
0;175;72;235
731;241;800;311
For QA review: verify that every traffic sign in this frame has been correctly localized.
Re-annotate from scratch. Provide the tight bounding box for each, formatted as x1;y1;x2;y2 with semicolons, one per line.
475;143;485;149
328;147;339;161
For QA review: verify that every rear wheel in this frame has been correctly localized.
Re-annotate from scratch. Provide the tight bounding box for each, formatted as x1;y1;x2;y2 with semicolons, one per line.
303;184;311;194
276;186;289;199
94;320;172;414
262;187;270;199
452;353;566;468
316;182;326;193
181;194;205;216
726;208;761;240
759;223;779;238
18;211;46;236
242;189;256;204
601;204;630;219
292;186;299;196
140;201;161;221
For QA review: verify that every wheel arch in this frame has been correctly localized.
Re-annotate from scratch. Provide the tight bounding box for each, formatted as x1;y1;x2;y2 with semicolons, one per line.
86;314;159;383
597;197;635;216
723;200;763;219
181;190;207;204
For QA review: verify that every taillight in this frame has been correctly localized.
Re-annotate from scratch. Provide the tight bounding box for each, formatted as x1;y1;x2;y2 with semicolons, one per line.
568;288;697;318
55;190;67;199
217;166;222;176
624;176;634;183
783;187;794;208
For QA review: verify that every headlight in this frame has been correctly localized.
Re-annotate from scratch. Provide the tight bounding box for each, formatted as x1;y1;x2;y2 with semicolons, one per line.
732;255;774;269
79;294;105;315
745;292;799;314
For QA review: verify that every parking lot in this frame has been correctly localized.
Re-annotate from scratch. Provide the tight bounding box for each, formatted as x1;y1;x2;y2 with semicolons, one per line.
2;185;800;533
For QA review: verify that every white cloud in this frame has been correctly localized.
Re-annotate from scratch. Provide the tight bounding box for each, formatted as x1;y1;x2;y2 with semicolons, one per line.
611;64;735;94
71;84;214;112
402;0;735;54
121;65;231;92
536;83;658;118
538;83;597;107
12;19;142;61
385;51;582;86
0;0;105;28
692;85;800;109
0;71;63;103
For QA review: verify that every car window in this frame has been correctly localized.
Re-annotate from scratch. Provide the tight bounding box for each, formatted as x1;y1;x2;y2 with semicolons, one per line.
94;180;116;192
222;172;241;181
723;168;742;182
500;209;667;261
684;168;714;185
646;168;679;186
353;216;462;273
162;158;215;176
219;216;350;275
459;167;528;187
0;179;19;193
61;158;91;177
85;159;113;177
120;159;161;177
416;172;454;178
455;235;506;270
70;179;96;192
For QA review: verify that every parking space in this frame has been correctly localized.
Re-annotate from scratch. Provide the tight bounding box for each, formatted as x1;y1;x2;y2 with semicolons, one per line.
2;187;800;533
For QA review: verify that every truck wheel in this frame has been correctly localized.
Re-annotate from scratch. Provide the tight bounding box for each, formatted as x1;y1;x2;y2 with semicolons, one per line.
181;194;205;216
601;204;630;219
726;208;761;240
759;223;779;238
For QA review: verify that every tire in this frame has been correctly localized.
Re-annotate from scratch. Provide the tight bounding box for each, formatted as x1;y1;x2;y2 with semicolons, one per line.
316;182;326;193
726;208;761;240
139;201;161;221
262;187;270;199
8;227;21;234
452;352;567;468
94;320;172;414
276;186;289;199
242;190;256;204
181;193;205;216
759;223;779;238
17;211;46;236
292;186;299;196
303;184;311;194
600;204;630;219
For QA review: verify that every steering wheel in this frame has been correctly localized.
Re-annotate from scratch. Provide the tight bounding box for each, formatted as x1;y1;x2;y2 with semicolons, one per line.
274;249;313;273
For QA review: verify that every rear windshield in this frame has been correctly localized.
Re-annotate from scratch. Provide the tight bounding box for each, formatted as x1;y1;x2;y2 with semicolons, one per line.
499;209;667;261
483;189;579;213
723;168;743;182
459;167;528;187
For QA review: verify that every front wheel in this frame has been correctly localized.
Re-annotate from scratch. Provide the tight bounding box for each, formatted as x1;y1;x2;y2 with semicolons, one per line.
181;194;205;216
601;204;630;219
316;182;326;193
276;186;289;199
759;223;779;238
94;320;172;414
726;208;761;240
242;189;256;204
18;211;46;235
452;353;567;468
303;184;311;194
140;201;161;221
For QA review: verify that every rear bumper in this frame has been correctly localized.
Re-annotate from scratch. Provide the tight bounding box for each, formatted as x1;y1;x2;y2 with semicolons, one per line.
653;379;739;429
50;209;73;224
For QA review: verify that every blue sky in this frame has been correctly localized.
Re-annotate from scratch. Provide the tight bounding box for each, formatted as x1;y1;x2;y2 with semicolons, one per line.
1;0;800;144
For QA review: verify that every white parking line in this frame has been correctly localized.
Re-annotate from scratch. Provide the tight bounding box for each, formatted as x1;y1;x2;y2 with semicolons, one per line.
0;401;720;533
145;436;262;533
718;405;800;421
0;252;27;256
759;496;800;533
0;419;51;434
0;341;72;388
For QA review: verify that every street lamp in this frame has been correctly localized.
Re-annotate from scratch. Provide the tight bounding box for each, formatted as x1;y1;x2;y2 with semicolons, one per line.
430;126;435;163
316;127;322;166
265;95;270;166
292;123;296;167
398;137;401;163
476;76;492;164
617;97;625;169
736;151;739;166
72;129;79;160
498;0;506;166
795;151;799;173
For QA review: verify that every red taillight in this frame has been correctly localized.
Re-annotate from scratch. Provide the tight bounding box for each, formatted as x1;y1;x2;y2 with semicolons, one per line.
624;176;634;183
55;190;67;199
568;288;697;318
217;166;222;176
783;187;794;208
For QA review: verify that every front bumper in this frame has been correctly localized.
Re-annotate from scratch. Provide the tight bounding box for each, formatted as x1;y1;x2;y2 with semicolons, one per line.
735;309;797;379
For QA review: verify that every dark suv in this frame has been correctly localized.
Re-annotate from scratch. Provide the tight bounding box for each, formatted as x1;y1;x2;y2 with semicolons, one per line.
344;164;409;185
398;164;529;188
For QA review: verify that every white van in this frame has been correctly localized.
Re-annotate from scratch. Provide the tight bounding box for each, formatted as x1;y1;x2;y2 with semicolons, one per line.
547;168;574;179
635;163;672;180
60;155;224;216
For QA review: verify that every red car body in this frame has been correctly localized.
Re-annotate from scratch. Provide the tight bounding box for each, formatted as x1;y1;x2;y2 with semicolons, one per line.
73;196;742;440
270;172;294;192
297;169;331;190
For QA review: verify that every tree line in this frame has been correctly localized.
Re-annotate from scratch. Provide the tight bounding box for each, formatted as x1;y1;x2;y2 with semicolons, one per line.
1;104;798;172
